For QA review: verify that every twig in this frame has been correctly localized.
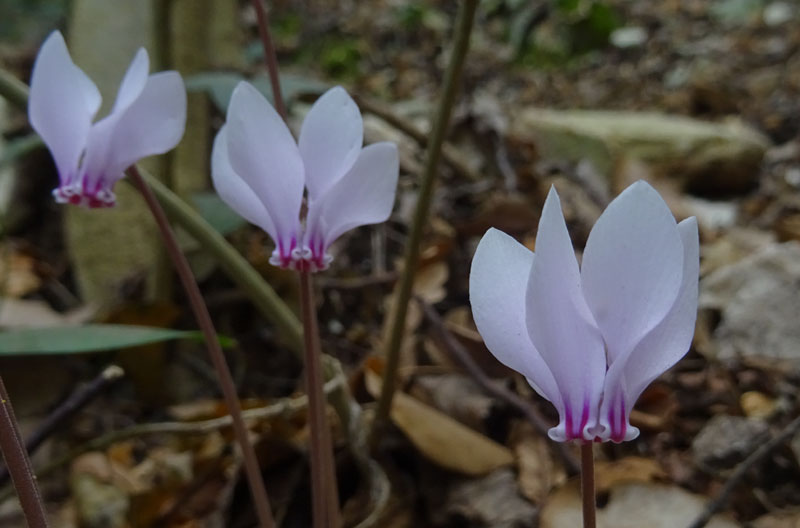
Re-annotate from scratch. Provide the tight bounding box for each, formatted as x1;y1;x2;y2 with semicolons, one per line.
371;0;480;448
581;443;596;528
686;413;800;528
0;375;345;505
127;166;276;528
417;298;581;476
321;358;390;528
0;365;124;488
0;375;48;527
0;67;29;110
352;95;481;182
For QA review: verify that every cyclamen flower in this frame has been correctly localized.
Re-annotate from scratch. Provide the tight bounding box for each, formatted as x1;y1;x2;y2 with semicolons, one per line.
28;31;186;208
470;181;698;443
211;82;399;272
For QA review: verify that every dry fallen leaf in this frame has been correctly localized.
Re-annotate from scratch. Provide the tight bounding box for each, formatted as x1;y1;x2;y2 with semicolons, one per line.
594;456;666;493
740;391;778;419
0;246;40;298
364;368;514;475
511;421;566;504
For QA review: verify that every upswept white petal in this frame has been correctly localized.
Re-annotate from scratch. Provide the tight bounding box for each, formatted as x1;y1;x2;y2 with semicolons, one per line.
28;31;101;181
580;180;684;365
211;126;277;240
298;86;363;199
304;142;398;260
225;82;304;255
79;70;186;195
526;187;606;441
469;229;561;405
597;217;699;442
105;71;187;175
110;48;149;114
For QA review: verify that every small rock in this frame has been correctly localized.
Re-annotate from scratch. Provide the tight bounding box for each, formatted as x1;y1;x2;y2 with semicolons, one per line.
692;415;768;469
763;2;794;26
700;242;800;363
610;27;648;48
509;109;770;196
431;468;537;528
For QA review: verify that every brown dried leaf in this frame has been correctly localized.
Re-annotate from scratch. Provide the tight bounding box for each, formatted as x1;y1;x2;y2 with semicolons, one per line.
0;247;40;298
365;368;514;475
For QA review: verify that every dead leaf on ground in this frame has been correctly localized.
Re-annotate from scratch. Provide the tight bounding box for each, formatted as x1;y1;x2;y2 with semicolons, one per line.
0;246;40;298
511;421;566;504
364;367;513;476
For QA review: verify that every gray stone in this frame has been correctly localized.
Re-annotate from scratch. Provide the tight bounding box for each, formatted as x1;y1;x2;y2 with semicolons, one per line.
509;109;770;195
692;415;768;469
433;469;537;528
700;242;800;363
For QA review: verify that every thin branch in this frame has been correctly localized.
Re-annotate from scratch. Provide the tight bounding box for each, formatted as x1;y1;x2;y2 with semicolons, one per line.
0;68;29;110
0;376;346;505
371;0;480;448
352;95;482;182
0;365;124;488
417;298;581;476
686;413;800;528
127;166;276;528
0;376;48;527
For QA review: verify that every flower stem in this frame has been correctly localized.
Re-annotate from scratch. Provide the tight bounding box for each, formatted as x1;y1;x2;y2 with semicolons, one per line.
251;0;287;120
250;4;340;523
581;442;597;528
370;0;479;448
299;271;341;528
126;166;275;528
0;375;49;527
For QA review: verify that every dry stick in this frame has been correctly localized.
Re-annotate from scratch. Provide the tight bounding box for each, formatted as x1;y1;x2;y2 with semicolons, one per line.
126;166;275;528
0;375;347;505
0;376;48;527
250;2;340;525
371;0;480;447
581;443;596;528
417;299;581;475
352;95;482;182
0;365;124;488
687;413;800;528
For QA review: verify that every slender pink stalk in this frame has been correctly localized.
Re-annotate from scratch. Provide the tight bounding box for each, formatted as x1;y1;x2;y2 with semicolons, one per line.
299;271;341;528
251;0;287;120
581;442;596;528
249;2;341;525
0;376;49;527
126;166;275;528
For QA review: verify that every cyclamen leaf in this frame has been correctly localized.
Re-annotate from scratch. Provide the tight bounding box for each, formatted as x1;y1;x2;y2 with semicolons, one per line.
0;324;234;355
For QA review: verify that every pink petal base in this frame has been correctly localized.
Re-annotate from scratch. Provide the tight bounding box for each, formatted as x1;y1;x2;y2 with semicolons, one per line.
53;184;115;208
